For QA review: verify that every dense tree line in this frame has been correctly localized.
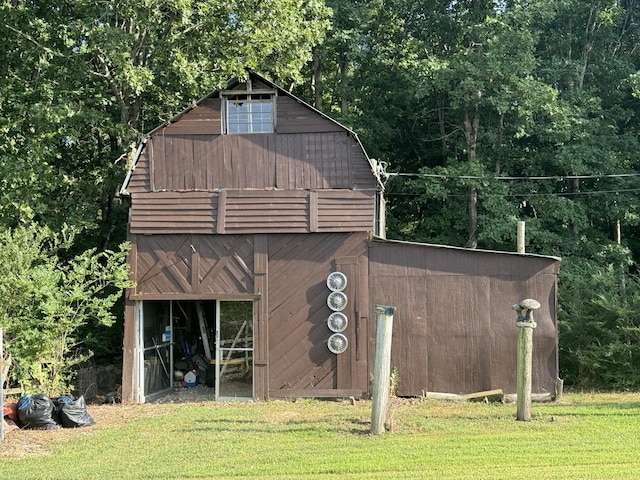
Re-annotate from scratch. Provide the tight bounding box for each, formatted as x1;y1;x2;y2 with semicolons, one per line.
1;0;639;392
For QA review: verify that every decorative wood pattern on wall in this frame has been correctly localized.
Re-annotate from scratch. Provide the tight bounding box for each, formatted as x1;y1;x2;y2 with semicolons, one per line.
368;239;560;396
266;232;369;398
129;189;376;235
132;234;255;298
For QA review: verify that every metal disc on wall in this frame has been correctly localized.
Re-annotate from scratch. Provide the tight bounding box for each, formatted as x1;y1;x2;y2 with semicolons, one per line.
326;271;347;292
327;291;348;311
327;333;348;354
327;312;348;332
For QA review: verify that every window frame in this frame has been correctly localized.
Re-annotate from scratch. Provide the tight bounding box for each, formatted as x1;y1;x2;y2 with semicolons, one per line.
221;89;277;135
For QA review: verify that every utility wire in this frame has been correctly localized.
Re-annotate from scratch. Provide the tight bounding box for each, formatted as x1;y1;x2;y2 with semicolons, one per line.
386;188;640;198
373;161;639;197
385;172;640;180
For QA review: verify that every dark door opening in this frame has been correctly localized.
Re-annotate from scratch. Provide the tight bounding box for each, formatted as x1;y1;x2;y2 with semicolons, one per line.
139;300;253;401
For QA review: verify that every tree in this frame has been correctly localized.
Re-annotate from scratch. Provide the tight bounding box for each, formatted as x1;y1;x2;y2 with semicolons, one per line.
0;225;133;395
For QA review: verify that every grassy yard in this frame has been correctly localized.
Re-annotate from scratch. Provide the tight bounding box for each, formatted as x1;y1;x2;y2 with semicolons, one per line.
1;392;639;479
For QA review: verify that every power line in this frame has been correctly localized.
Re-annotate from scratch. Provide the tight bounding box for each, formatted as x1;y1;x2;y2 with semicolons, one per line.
386;172;640;180
386;188;640;198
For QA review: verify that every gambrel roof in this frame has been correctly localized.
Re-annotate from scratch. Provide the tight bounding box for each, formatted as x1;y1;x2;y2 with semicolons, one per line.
120;69;385;196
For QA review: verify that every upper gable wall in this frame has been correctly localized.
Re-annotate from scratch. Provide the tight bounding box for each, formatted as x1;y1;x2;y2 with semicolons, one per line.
157;88;344;136
126;88;377;193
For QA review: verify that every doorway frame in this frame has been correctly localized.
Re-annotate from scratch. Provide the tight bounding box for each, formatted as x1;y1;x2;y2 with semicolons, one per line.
214;299;254;401
135;300;175;403
134;299;255;402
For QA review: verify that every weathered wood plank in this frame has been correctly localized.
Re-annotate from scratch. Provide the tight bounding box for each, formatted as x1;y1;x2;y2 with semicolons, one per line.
146;130;376;191
464;389;504;403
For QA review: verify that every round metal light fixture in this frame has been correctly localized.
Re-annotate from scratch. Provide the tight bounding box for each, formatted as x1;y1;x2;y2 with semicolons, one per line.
327;312;348;333
327;291;348;311
326;271;347;292
327;333;348;354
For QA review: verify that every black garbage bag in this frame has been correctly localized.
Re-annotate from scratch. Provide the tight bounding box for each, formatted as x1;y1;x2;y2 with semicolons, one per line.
17;393;59;430
55;396;95;428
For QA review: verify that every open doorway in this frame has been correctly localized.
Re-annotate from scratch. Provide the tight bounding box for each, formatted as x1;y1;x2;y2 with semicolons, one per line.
137;300;253;402
214;301;253;400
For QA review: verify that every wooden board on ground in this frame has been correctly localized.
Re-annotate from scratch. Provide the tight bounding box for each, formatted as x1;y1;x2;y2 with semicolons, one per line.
464;389;504;403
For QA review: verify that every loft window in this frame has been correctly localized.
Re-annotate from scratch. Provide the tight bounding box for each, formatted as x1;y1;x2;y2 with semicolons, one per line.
224;93;275;134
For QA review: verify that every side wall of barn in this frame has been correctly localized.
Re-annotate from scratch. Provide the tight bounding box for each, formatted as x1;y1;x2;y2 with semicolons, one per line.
367;240;560;396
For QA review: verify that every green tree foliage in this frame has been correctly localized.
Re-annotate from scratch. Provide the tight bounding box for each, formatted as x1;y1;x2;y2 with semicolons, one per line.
560;253;640;389
0;225;133;395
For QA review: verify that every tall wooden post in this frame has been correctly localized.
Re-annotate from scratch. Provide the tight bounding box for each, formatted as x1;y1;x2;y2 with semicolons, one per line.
513;299;540;421
517;221;525;254
371;305;396;435
1;328;4;441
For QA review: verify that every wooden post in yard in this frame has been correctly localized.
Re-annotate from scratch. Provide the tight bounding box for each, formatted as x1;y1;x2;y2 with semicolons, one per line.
513;299;540;421
1;327;4;441
517;221;525;254
371;305;396;435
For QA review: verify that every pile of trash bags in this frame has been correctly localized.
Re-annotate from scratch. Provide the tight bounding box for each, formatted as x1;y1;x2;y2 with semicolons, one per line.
3;393;95;431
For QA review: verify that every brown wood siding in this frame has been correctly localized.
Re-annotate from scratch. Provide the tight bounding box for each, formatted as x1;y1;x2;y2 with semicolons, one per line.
276;96;345;134
127;149;151;194
253;234;269;399
316;190;375;232
130;192;218;234
368;240;559;396
350;142;375;190
131;234;255;298
274;133;351;189
147;132;377;192
267;233;369;398
223;190;309;233
158;98;222;135
129;189;376;235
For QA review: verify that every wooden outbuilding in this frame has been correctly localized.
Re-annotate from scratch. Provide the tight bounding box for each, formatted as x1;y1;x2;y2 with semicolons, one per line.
119;70;560;403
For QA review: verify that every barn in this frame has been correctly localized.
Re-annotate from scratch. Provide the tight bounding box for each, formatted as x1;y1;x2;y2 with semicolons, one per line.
119;70;560;403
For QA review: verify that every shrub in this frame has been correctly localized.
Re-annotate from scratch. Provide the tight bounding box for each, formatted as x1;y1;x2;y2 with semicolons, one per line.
0;224;132;395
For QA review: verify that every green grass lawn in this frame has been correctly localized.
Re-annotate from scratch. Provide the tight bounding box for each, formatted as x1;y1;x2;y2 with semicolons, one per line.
2;392;640;479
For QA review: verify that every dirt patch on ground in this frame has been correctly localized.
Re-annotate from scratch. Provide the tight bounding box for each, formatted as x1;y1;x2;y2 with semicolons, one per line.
1;402;150;459
1;387;216;459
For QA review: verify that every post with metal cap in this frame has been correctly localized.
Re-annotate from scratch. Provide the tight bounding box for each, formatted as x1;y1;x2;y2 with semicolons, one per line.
513;299;540;421
371;305;396;435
